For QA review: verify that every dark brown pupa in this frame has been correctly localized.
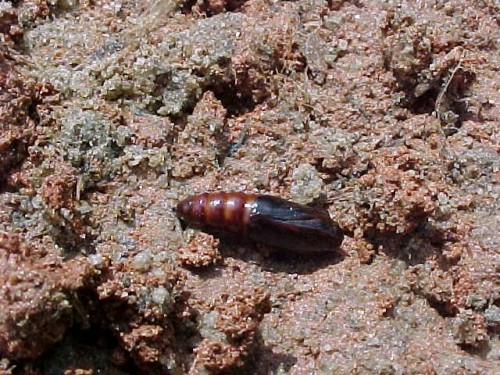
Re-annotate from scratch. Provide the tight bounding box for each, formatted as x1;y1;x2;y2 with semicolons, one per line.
176;192;345;254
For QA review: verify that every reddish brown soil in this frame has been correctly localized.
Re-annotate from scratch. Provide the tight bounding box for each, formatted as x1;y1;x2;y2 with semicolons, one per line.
0;1;498;374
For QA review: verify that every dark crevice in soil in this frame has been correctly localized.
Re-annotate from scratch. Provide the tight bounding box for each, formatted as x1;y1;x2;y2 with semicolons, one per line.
366;233;440;267
425;297;459;318
181;0;249;17
37;325;131;375
68;288;200;374
0;114;40;192
0;141;29;192
404;87;439;115
400;69;476;136
326;0;364;11
180;0;198;14
244;332;297;374
207;82;257;117
457;341;491;358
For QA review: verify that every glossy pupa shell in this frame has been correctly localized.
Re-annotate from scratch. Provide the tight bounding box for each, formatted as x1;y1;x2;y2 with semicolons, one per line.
176;192;345;254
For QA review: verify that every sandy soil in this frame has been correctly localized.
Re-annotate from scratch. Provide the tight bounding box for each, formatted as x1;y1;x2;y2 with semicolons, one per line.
0;1;498;374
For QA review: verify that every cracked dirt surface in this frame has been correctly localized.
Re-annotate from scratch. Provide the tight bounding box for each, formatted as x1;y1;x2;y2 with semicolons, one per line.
0;1;498;374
